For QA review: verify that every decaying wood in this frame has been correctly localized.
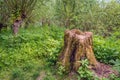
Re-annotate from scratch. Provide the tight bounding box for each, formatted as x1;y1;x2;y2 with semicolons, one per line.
58;29;98;71
58;29;119;78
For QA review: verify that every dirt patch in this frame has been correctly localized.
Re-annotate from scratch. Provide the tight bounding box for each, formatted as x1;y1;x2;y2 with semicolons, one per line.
36;71;46;80
91;62;119;78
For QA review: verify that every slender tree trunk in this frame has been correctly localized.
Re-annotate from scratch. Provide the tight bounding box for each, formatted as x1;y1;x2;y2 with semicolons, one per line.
58;29;98;72
12;20;22;35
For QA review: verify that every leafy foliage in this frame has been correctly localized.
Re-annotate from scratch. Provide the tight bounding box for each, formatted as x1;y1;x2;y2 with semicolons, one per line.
0;25;120;79
111;59;120;73
93;35;120;64
0;26;64;79
0;0;120;79
77;59;98;80
4;0;37;22
34;0;120;36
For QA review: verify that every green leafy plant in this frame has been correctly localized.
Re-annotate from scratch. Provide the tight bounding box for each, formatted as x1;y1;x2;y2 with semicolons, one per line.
43;70;56;80
110;59;120;73
93;36;120;64
32;71;40;80
57;65;66;76
77;59;96;80
0;26;64;80
11;68;24;80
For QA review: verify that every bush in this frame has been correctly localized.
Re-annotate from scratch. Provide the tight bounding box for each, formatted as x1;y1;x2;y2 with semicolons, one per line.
0;26;65;80
77;59;98;80
93;35;120;64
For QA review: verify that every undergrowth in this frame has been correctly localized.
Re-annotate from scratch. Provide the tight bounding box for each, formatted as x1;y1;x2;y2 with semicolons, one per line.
0;26;120;80
0;26;64;80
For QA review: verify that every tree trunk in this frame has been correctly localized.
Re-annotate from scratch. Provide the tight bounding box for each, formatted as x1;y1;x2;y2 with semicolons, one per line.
12;20;22;35
58;29;98;72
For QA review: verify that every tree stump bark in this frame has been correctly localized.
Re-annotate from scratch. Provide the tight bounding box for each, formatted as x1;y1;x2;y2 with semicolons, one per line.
58;29;98;72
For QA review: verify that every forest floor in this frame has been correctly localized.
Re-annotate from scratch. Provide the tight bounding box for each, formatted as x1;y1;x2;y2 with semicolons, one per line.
0;26;120;80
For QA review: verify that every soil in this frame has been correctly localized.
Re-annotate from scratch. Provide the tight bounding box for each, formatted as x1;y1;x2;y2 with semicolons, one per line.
91;62;119;78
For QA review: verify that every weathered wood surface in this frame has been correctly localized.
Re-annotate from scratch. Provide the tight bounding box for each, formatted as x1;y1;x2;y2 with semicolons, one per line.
58;29;98;72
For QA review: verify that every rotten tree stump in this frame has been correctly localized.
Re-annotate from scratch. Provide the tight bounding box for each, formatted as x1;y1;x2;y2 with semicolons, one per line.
58;29;98;72
58;29;119;78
